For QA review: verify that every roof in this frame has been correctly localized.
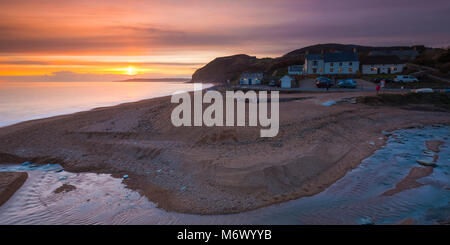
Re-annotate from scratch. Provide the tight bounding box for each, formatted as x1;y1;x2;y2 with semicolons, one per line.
305;54;322;60
369;50;419;59
361;55;404;65
323;52;358;63
288;65;303;71
240;72;264;79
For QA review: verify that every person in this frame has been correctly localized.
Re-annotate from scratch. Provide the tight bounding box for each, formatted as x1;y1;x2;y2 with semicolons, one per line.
376;84;381;94
380;79;385;89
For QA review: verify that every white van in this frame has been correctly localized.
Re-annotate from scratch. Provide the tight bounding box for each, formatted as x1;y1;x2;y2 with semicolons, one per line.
394;75;419;83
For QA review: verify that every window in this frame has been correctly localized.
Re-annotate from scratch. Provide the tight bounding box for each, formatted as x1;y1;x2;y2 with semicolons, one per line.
349;68;353;72
330;63;334;67
338;68;342;73
312;68;317;73
349;62;352;66
393;67;397;71
319;69;323;73
330;68;334;73
339;62;343;66
313;61;318;66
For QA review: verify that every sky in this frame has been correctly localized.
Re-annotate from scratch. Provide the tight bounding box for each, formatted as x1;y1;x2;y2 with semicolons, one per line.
0;0;449;81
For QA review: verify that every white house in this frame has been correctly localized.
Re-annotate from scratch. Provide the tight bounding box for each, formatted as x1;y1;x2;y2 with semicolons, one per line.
361;55;405;74
239;72;263;85
288;65;303;75
323;52;359;74
304;54;324;75
304;52;359;75
280;75;295;88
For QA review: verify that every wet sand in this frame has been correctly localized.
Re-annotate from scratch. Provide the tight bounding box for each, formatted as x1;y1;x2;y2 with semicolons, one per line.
0;89;449;214
382;166;434;196
426;140;444;152
0;172;27;206
54;183;76;194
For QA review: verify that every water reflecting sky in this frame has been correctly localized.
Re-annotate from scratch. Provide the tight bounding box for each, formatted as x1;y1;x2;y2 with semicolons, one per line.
0;81;209;127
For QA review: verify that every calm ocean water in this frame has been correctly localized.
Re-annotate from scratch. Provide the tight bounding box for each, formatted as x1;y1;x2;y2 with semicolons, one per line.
0;81;211;127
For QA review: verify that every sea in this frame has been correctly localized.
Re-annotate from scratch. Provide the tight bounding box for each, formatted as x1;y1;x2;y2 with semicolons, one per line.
0;81;211;127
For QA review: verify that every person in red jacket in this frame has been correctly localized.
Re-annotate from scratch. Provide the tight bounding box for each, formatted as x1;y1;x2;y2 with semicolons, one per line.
376;84;381;94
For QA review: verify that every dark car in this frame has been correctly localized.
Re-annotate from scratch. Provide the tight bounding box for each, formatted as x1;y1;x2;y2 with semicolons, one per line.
316;77;334;88
268;80;277;86
337;79;357;88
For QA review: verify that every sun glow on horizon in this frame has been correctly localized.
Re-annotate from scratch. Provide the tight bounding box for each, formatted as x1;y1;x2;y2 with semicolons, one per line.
126;66;137;75
112;65;153;76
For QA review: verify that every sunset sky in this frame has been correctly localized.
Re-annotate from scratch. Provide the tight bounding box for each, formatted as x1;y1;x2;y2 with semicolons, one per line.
1;0;449;81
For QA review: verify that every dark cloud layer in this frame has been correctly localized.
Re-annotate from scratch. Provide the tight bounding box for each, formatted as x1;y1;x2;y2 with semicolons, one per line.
0;0;448;81
0;0;449;56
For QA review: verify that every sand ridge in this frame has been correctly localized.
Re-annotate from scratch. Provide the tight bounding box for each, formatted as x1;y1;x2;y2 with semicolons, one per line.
0;172;28;206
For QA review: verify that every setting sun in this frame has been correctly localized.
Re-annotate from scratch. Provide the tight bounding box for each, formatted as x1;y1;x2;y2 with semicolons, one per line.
126;66;137;75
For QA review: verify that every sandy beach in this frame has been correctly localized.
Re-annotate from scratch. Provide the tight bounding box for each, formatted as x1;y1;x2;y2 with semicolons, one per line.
0;88;449;214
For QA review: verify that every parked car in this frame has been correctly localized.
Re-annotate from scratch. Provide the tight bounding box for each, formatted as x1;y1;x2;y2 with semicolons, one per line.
316;77;334;88
337;79;357;88
268;80;277;86
394;75;419;83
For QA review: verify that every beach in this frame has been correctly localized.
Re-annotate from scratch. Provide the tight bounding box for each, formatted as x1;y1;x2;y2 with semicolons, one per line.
0;88;449;214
